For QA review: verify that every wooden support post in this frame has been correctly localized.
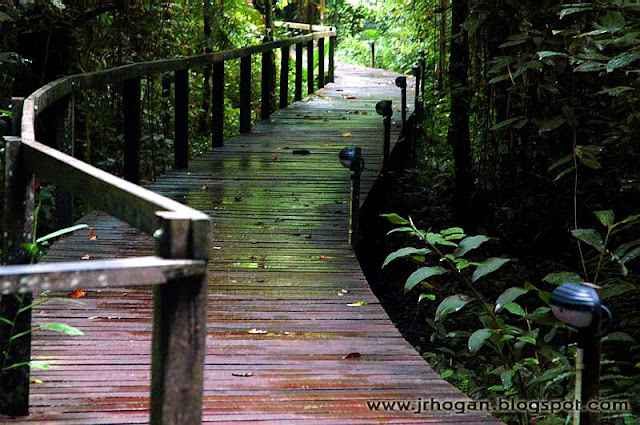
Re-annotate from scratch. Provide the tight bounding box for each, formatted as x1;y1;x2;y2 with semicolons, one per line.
261;51;272;121
383;115;391;171
174;69;189;169
307;39;314;95
123;77;141;184
240;56;252;133
328;36;336;83
318;38;325;89
295;43;303;101
0;136;35;417
370;41;375;68
54;95;74;228
350;172;360;250
150;212;208;425
212;62;224;147
11;97;23;137
279;46;290;109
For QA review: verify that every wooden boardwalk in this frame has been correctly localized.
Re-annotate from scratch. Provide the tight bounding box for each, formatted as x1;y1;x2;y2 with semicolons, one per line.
3;64;502;424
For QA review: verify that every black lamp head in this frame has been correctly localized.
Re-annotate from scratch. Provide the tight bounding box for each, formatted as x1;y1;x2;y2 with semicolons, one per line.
339;146;364;175
419;49;426;59
375;100;393;117
395;76;407;89
550;283;612;337
411;63;419;76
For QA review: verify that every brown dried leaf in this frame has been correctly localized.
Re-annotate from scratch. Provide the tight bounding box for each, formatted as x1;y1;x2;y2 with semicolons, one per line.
89;230;98;240
343;352;362;359
248;328;268;334
347;301;368;307
340;132;353;137
81;254;91;260
68;289;87;299
231;372;253;377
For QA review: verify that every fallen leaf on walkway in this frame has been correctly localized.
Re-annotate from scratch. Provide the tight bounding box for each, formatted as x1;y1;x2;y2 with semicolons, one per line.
343;352;362;360
318;256;333;261
232;372;253;377
81;254;91;260
30;379;43;384
347;301;368;307
292;149;310;155
272;154;279;161
248;328;268;334
340;132;353;137
212;246;222;250
89;230;98;240
361;111;369;115
341;289;349;294
68;289;87;299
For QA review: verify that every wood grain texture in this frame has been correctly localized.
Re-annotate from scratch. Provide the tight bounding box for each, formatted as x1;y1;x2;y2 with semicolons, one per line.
1;64;503;424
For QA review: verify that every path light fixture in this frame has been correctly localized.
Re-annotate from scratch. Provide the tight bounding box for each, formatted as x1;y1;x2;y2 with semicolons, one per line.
550;283;613;425
395;76;407;127
339;146;364;249
376;100;393;171
368;41;375;68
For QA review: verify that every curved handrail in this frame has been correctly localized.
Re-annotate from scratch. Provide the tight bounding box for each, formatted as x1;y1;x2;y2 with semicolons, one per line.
20;27;336;141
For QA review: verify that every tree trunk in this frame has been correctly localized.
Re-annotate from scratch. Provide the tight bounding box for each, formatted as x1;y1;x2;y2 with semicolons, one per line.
264;0;276;112
447;0;473;229
438;0;448;90
201;0;213;132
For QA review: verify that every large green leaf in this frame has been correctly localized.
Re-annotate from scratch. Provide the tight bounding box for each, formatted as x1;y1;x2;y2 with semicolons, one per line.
382;247;431;268
468;328;494;353
606;51;640;73
495;287;529;312
594;210;615;229
380;213;409;225
453;235;491;257
435;294;472;322
537;51;568;59
404;266;447;293
571;228;604;251
600;11;626;33
40;323;84;336
36;224;89;244
28;361;51;370
543;271;582;285
472;258;510;282
538;116;566;133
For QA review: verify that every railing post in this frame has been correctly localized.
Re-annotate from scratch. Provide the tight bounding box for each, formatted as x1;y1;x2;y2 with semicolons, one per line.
212;61;225;147
375;100;393;171
307;39;314;95
328;36;336;83
261;50;273;121
295;42;303;101
419;49;427;114
174;69;189;169
350;171;361;250
395;76;407;128
150;212;209;425
240;55;252;133
54;95;75;228
318;38;325;89
0;136;35;417
279;46;290;109
123;77;141;183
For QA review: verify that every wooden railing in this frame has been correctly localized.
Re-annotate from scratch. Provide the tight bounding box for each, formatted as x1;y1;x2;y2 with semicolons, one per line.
0;22;337;424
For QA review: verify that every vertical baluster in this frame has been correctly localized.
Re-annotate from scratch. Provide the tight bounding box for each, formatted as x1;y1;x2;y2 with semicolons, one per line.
261;51;272;121
318;38;325;89
279;46;290;109
295;42;303;101
212;61;224;147
174;69;189;169
328;35;336;83
150;212;209;425
307;39;314;95
0;135;35;417
123;77;141;183
240;55;252;133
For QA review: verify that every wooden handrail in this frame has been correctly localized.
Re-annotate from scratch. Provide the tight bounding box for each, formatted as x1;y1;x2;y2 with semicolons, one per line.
20;29;336;141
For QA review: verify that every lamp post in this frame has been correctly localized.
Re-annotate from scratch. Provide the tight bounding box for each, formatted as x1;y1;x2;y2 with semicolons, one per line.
395;76;407;128
550;283;613;425
375;100;393;171
339;146;364;249
368;41;375;68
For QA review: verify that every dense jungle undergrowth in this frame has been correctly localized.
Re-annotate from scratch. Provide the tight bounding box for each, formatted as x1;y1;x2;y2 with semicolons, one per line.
1;0;640;424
